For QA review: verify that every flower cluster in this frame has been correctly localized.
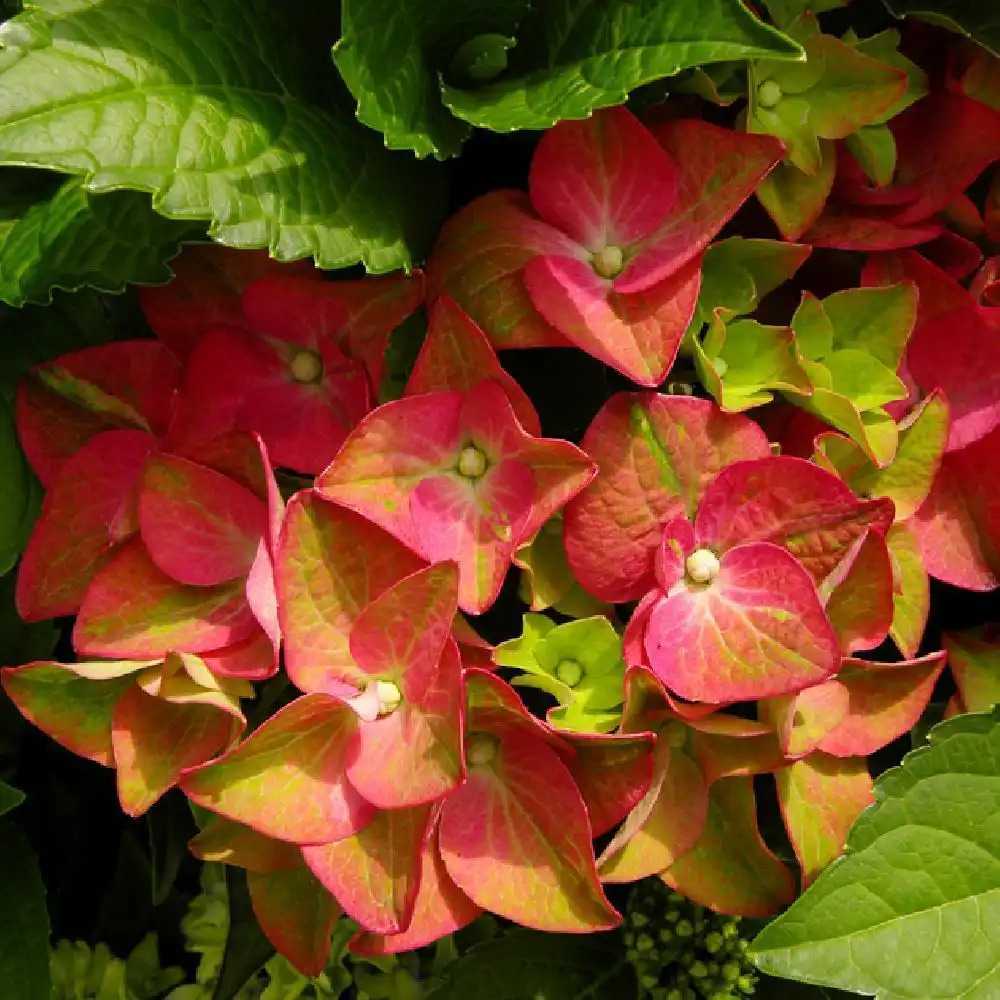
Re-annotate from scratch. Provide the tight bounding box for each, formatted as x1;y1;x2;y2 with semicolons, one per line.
5;29;1000;977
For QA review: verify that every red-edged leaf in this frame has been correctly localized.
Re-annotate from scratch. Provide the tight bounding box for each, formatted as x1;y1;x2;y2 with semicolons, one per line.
165;326;371;476
139;245;316;360
630;120;784;294
16;341;180;485
302;803;434;935
410;459;533;614
523;253;701;386
241;271;425;390
350;825;482;956
944;626;1000;713
823;531;894;654
695;456;895;583
645;541;840;703
463;668;566;749
426;190;575;350
776;753;874;888
349;563;458;689
910;425;1000;590
180;694;373;844
890;91;1000;225
439;728;619;932
347;563;464;808
139;454;268;587
16;430;153;621
406;296;541;435
316;392;463;551
111;685;237;816
559;731;655;837
199;632;277;682
1;661;134;765
73;540;259;657
815;652;947;756
685;712;786;784
247;866;340;977
886;521;929;658
276;492;425;696
346;639;465;810
661;776;796;917
528;106;677;253
189;816;303;873
803;204;943;251
907;304;1000;450
862;248;971;328
318;385;594;614
598;734;707;884
764;679;850;758
564;394;769;602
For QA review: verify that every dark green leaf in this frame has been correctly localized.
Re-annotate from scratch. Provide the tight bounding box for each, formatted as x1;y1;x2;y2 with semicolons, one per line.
423;928;636;1000
0;0;445;271
147;790;197;906
334;0;531;159
884;0;1000;58
0;177;200;307
0;819;51;1000
212;867;274;1000
752;706;1000;998
0;392;38;575
442;0;802;133
0;780;24;817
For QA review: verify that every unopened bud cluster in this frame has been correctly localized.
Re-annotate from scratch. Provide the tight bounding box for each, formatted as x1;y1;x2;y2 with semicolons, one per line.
623;881;757;1000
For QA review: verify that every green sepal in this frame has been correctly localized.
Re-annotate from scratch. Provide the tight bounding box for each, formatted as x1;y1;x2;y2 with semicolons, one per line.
495;615;625;734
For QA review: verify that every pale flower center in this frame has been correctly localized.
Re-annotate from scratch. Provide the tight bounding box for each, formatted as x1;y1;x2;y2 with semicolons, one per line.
685;548;721;585
347;679;402;721
555;658;584;688
592;245;624;279
289;348;323;383
466;732;499;767
756;79;782;109
457;445;488;479
373;679;402;716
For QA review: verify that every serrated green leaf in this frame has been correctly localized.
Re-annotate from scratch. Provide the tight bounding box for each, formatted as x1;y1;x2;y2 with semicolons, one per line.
0;0;444;271
0;820;51;1000
884;0;1000;59
334;0;530;159
422;928;636;1000
441;0;802;133
0;177;199;307
752;706;1000;999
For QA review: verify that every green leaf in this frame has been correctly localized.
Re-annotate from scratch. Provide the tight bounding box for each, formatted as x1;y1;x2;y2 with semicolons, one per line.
147;791;197;906
441;0;802;132
213;867;275;1000
0;780;25;817
697;237;811;324
751;706;1000;998
0;819;51;1000
0;176;199;307
0;0;444;271
695;317;812;412
884;0;1000;59
422;928;636;1000
0;393;39;575
334;0;531;159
